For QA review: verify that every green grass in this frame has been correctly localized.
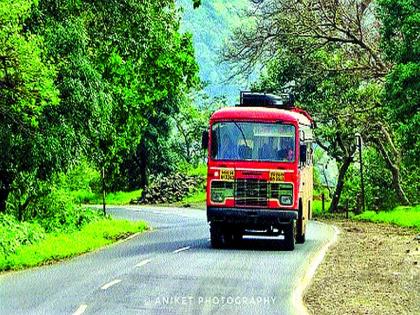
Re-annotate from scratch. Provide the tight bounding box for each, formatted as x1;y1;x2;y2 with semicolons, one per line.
313;199;331;216
186;164;207;177
182;191;206;204
71;189;142;205
354;205;420;229
0;218;148;271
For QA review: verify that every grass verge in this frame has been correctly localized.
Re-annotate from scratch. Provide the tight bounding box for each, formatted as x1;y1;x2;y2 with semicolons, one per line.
353;204;420;229
174;190;206;209
71;189;142;205
0;218;148;271
312;199;331;216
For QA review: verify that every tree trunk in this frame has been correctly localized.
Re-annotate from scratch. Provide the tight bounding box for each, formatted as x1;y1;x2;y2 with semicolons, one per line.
0;173;10;213
139;138;148;189
329;155;353;213
0;187;9;213
375;140;410;205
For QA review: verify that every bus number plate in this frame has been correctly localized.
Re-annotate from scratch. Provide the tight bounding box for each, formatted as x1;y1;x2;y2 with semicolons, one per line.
270;171;284;182
220;169;234;181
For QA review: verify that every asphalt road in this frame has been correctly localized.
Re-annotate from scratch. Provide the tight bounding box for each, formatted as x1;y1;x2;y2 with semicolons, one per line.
0;206;335;315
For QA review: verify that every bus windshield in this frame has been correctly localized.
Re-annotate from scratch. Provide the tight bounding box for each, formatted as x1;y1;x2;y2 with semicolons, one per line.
211;122;296;162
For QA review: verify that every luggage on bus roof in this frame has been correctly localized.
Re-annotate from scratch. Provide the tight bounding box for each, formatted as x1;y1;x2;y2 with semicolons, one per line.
239;91;295;108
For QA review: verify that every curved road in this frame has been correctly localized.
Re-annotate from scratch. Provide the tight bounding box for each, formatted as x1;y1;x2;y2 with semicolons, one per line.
0;206;335;315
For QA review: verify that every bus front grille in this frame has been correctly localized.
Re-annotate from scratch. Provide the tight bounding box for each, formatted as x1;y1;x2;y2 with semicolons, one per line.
235;179;268;207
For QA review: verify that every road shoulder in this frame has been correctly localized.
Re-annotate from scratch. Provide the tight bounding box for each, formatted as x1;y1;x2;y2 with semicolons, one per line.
303;219;420;315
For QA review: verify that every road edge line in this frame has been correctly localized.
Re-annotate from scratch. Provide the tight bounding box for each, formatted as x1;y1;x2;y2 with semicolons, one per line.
72;304;87;315
172;246;191;254
292;222;340;315
100;279;122;290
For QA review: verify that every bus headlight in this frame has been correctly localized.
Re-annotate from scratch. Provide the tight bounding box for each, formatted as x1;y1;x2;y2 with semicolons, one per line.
280;195;293;205
271;183;293;205
211;192;224;203
210;181;234;203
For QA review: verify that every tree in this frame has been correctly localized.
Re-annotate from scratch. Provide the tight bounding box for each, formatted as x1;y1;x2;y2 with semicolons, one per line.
0;0;200;217
0;0;62;213
171;93;218;166
223;0;411;210
378;0;419;203
33;0;199;179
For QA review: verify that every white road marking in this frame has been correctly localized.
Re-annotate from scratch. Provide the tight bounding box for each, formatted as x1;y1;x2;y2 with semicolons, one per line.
73;304;87;315
172;246;191;254
125;233;139;241
100;279;122;290
135;259;152;267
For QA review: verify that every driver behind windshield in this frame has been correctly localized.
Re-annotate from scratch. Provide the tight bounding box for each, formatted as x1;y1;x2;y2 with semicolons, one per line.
278;137;295;161
260;137;276;160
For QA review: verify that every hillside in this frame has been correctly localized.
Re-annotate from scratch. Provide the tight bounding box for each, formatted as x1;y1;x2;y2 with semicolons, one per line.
177;0;250;103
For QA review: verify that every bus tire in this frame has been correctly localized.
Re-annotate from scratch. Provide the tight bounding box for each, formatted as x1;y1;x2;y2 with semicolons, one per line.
232;229;243;244
284;221;296;251
296;200;306;244
296;230;306;244
210;223;223;248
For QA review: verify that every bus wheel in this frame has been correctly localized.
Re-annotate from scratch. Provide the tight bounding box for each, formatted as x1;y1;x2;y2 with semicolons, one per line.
210;223;224;248
296;217;306;244
296;229;306;244
284;221;296;251
296;201;306;244
232;229;243;244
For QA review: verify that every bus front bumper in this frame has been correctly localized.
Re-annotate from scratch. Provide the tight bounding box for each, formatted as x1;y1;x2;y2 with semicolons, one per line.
207;207;298;227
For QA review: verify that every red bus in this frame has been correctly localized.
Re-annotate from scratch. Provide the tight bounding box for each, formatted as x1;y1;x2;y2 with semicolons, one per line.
202;92;314;250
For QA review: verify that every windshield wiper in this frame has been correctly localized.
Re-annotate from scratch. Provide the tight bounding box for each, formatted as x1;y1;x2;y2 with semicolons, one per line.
234;122;248;147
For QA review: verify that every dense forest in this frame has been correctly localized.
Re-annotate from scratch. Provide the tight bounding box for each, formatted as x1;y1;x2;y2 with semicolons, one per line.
0;0;418;252
0;0;203;214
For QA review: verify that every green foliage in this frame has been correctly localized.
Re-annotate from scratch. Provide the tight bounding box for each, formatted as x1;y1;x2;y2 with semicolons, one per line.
31;0;199;183
185;163;207;177
312;200;332;217
354;205;420;229
0;0;68;214
57;160;100;192
378;0;420;205
0;218;148;271
33;190;102;232
1;0;200;221
378;0;419;63
170;94;214;166
342;147;400;212
180;191;206;205
72;189;143;206
0;214;46;262
0;0;59;127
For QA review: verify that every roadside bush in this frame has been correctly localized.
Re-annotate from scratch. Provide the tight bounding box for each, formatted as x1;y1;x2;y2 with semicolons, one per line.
0;214;46;261
33;188;102;232
354;205;420;229
57;160;101;194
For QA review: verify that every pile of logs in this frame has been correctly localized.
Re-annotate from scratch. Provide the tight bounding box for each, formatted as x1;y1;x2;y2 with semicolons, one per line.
131;173;205;205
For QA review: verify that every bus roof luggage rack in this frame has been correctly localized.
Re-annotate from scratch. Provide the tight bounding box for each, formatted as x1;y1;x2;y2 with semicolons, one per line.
239;91;295;108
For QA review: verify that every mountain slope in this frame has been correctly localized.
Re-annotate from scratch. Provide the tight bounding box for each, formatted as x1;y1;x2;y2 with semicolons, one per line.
177;0;250;103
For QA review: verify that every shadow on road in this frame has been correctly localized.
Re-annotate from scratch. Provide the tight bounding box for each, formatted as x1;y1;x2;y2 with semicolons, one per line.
194;237;316;252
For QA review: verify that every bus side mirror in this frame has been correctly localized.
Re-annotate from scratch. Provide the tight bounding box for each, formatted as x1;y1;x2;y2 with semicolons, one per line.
300;144;307;164
201;130;209;150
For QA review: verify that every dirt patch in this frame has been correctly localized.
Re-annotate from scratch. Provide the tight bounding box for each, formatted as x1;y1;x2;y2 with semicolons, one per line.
304;219;420;315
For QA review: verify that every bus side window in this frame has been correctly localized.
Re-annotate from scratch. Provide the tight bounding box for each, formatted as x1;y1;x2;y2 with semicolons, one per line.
306;142;313;166
211;128;218;159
